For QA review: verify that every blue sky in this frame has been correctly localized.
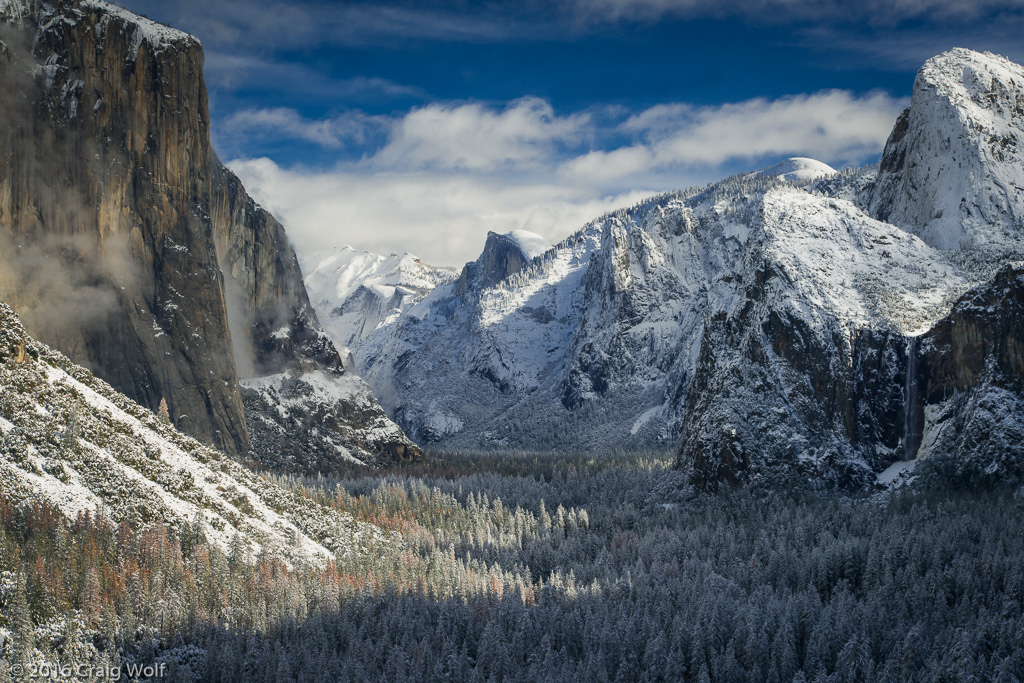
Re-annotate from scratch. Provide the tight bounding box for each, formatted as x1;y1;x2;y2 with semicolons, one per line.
124;0;1024;264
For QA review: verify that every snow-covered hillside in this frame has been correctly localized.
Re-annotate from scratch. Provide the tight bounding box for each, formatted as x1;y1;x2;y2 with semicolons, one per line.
0;302;390;565
307;49;1024;488
242;368;421;471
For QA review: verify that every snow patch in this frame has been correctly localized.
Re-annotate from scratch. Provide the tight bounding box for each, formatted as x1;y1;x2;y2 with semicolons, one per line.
876;460;916;485
83;0;197;49
630;405;662;436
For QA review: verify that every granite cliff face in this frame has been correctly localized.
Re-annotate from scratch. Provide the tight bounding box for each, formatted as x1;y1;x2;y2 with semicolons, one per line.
0;0;248;454
209;162;423;470
679;50;1024;488
0;0;421;468
210;161;341;377
869;48;1024;253
678;188;965;489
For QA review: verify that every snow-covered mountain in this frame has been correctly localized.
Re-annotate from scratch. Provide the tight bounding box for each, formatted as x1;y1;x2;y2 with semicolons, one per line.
0;302;389;566
300;246;458;355
318;49;1024;488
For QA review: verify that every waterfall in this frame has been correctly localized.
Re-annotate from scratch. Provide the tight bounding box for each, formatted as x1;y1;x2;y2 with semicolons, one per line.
903;336;919;460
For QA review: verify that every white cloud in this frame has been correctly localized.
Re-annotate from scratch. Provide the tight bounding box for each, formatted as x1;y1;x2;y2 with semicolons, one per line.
373;97;590;171
228;89;906;266
563;90;905;186
231;158;652;266
572;0;1024;25
222;108;389;149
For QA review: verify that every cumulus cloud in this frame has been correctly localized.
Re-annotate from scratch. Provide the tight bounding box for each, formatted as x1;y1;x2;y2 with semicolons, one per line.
231;157;653;267
373;98;591;171
226;89;905;266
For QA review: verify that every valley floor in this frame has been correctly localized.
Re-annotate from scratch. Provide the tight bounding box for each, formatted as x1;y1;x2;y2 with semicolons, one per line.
2;451;1023;682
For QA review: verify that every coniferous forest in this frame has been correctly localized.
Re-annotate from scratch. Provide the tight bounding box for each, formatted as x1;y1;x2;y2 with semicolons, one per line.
1;451;1023;682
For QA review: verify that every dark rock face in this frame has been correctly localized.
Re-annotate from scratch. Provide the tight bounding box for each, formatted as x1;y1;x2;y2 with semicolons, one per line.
0;0;422;468
912;266;1024;478
241;372;424;474
454;231;531;295
919;266;1024;399
210;161;342;377
680;259;1024;490
0;0;249;454
678;262;910;491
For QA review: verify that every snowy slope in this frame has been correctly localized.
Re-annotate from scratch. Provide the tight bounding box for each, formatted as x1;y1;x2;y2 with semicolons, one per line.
0;303;390;566
350;176;789;449
350;220;605;445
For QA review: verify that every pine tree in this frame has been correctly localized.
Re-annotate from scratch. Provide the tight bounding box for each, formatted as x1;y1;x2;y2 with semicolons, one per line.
158;397;171;425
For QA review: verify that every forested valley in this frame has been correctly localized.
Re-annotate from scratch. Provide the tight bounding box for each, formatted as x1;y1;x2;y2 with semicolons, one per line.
2;451;1022;682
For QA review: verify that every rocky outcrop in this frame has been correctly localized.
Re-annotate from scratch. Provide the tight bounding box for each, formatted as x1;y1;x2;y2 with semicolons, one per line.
919;265;1024;398
869;49;1024;253
0;0;422;468
0;0;248;454
210;160;341;377
454;230;549;295
911;266;1024;478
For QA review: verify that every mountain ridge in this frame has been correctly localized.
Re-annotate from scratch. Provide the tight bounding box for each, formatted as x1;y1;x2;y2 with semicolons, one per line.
317;49;1024;488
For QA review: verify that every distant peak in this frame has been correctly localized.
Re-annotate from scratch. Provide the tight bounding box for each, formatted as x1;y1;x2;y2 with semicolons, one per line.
759;157;837;183
503;230;552;260
917;47;1024;100
456;230;549;295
